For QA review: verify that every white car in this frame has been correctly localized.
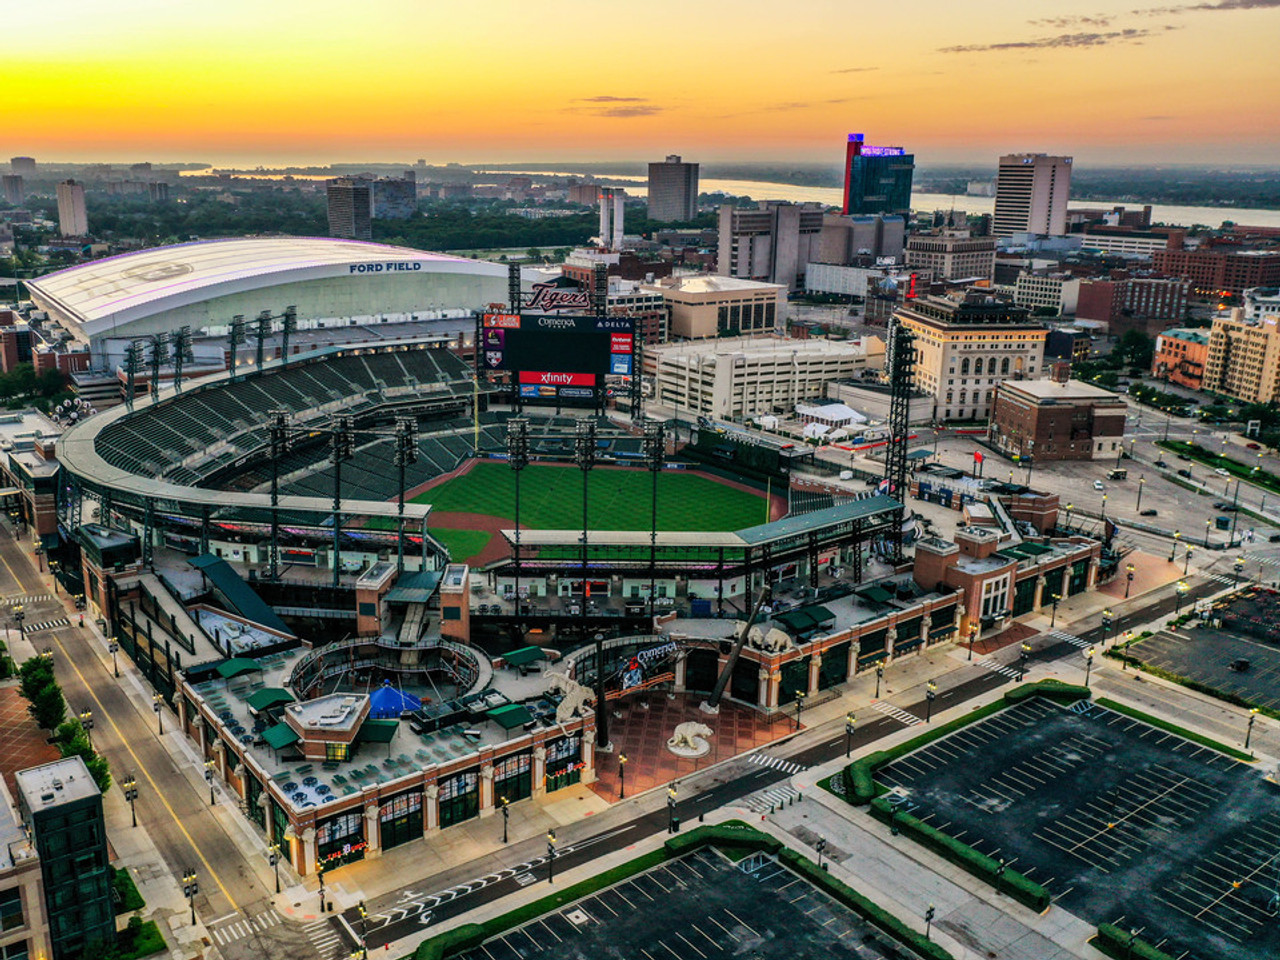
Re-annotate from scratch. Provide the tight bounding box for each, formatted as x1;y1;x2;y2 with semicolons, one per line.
1093;480;1105;491
1215;468;1230;477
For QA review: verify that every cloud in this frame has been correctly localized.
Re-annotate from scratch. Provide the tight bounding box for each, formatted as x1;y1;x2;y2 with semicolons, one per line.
594;105;663;118
1134;0;1280;13
570;96;664;118
831;66;879;73
1029;15;1112;26
576;96;646;103
939;28;1157;52
1139;114;1176;120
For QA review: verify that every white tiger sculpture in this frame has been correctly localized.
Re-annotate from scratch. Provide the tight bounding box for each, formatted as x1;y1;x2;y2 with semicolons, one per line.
667;721;714;753
547;671;593;724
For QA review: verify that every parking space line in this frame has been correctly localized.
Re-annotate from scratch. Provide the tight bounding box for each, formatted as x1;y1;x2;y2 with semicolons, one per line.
706;915;738;942
723;909;759;937
659;940;682;960
537;919;562;943
674;932;706;958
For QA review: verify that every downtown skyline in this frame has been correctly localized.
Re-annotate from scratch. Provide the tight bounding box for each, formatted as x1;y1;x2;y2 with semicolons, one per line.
5;0;1280;167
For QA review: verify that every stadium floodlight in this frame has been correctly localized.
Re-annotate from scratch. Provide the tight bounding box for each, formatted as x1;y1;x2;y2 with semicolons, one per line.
643;420;666;618
330;415;355;588
394;417;420;573
506;419;530;609
574;417;597;620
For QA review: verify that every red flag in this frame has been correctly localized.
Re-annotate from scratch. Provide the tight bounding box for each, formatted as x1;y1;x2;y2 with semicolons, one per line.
973;451;984;463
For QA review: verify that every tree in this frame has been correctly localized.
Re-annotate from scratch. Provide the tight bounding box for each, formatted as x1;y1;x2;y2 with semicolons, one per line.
1117;330;1155;370
29;680;66;731
18;657;54;700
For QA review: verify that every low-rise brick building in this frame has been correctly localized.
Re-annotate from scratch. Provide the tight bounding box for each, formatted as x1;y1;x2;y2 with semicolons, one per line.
1152;327;1210;390
989;377;1126;462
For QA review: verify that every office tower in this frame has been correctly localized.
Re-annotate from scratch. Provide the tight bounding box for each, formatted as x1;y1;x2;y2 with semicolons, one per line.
9;158;36;176
992;153;1072;237
327;178;372;240
647;155;699;222
718;201;824;292
1;175;23;206
598;188;625;251
15;758;114;960
55;180;88;237
842;134;915;216
370;177;417;219
905;232;997;281
147;181;170;202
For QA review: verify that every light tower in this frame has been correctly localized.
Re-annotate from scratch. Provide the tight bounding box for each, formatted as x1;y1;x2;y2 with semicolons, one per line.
883;315;916;564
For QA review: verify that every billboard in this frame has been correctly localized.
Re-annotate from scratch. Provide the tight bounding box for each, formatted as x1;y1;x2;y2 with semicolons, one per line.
482;313;634;378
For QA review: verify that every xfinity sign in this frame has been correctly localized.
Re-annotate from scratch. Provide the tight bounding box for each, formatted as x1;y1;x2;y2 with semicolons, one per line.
348;262;424;273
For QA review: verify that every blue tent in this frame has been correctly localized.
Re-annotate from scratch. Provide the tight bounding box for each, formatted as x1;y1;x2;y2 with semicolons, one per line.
368;681;421;720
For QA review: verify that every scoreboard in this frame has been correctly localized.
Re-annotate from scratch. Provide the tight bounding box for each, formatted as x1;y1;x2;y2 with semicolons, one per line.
481;313;634;402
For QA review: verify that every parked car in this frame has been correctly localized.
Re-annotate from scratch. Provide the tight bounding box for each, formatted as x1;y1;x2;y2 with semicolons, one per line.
1155;460;1169;468
1247;442;1261;450
1140;509;1158;516
1230;658;1251;673
1093;480;1105;491
1216;468;1230;476
1177;469;1193;478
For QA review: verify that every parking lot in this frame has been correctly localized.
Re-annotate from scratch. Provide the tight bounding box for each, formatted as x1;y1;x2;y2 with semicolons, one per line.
456;846;915;960
1132;630;1280;712
877;698;1280;960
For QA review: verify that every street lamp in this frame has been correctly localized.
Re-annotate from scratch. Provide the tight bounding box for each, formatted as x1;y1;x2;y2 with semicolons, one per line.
667;783;679;833
925;903;936;941
357;900;368;960
153;693;164;734
995;858;1006;897
925;681;937;722
1125;563;1135;598
1234;556;1245;587
1019;642;1032;682
1136;476;1146;513
182;869;198;926
1101;609;1113;646
48;560;59;593
1246;707;1259;751
1204;518;1212;547
546;829;557;884
1049;593;1061;628
108;637;119;678
13;605;23;635
1101;493;1108;519
967;622;978;661
204;758;216;805
794;691;805;731
1175;580;1189;616
1184;545;1195;576
1169;529;1181;563
1085;647;1095;686
122;775;138;828
1121;630;1133;670
500;796;510;843
844;712;856;758
618;755;627;800
268;842;282;894
1065;502;1074;531
815;836;827;871
79;708;94;748
874;665;884;699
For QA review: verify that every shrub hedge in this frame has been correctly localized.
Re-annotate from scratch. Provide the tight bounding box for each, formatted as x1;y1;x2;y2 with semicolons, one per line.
111;866;146;914
1095;697;1254;761
1092;923;1178;960
868;798;1051;912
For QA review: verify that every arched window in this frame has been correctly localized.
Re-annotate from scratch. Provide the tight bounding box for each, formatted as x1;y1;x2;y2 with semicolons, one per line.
1001;357;1010;375
973;357;984;375
960;358;970;375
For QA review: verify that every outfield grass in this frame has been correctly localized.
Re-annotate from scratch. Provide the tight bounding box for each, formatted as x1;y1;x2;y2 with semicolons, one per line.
430;528;493;563
419;462;769;531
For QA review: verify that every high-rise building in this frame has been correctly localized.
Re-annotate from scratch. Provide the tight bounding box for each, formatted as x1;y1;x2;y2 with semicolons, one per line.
54;180;88;237
816;214;906;265
1;175;23;206
842;134;914;217
15;757;114;960
1202;308;1280;404
992;154;1072;238
646;155;699;222
905;232;996;281
718;201;824;292
1152;245;1280;298
370;177;416;219
9;158;36;176
598;188;625;251
327;178;372;240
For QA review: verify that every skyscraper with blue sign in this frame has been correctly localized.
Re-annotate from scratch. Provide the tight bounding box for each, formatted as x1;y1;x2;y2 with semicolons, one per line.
842;134;915;217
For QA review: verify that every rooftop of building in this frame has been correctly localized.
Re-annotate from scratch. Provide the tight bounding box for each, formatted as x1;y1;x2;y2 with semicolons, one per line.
647;275;784;296
650;334;871;360
1158;328;1211;345
999;378;1123;403
15;756;99;812
0;779;35;873
0;410;61;449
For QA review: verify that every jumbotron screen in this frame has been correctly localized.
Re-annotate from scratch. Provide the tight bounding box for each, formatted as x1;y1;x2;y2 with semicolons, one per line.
481;314;634;389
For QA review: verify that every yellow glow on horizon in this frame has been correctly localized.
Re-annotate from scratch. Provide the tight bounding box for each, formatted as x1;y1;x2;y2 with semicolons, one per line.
6;0;1279;164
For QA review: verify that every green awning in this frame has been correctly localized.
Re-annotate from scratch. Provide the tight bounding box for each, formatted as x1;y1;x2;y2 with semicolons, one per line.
262;722;299;751
216;657;262;680
246;688;294;711
356;719;399;744
487;704;533;729
774;605;838;635
860;586;895;605
503;646;547;668
907;449;933;460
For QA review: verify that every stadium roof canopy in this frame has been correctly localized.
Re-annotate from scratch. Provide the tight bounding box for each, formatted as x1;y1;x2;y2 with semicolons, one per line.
26;237;503;340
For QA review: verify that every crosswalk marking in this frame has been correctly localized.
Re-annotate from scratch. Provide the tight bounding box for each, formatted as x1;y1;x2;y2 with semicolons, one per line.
302;918;343;957
1;595;53;606
1245;554;1280;568
747;753;806;776
1047;630;1090;649
1204;574;1238;586
23;617;69;633
871;699;924;727
976;657;1021;680
743;782;800;814
211;911;283;945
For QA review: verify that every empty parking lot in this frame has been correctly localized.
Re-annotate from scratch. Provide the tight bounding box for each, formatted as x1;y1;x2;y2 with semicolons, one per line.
876;698;1280;960
455;846;916;960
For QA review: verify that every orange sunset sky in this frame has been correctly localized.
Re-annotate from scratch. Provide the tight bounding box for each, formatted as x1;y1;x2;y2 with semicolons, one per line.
5;0;1279;166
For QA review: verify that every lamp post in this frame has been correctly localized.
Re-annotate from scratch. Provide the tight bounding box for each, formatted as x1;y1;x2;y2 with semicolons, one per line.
153;693;164;734
1121;630;1133;670
1101;609;1113;647
1184;545;1194;576
1101;493;1108;520
875;664;884;699
182;869;198;926
1204;518;1212;547
1084;647;1095;687
1175;580;1189;616
844;712;856;758
1065;502;1074;531
967;622;978;661
13;605;23;635
1019;642;1031;682
267;841;282;894
995;858;1006;897
48;560;59;593
122;775;138;828
1136;476;1145;513
546;829;557;884
618;754;627;799
815;836;827;871
667;783;679;834
925;904;936;941
500;796;510;843
925;681;937;722
204;758;216;806
794;691;805;731
1125;563;1135;598
319;866;326;912
1050;593;1061;628
1246;707;1259;750
357;901;368;959
1169;529;1181;563
1234;556;1245;587
108;637;119;678
79;708;94;748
